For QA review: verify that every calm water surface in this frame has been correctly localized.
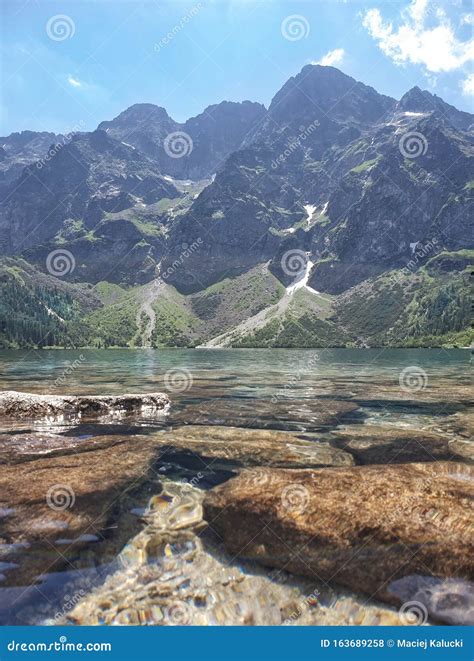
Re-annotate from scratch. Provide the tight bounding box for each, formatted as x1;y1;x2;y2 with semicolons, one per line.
0;347;470;393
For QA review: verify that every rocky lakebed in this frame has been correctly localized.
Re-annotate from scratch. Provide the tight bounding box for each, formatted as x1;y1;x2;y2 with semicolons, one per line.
0;358;472;627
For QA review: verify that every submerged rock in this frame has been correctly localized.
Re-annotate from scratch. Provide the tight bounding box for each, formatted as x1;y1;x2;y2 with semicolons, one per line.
0;433;163;588
330;425;471;464
171;398;359;431
156;425;354;469
0;432;126;464
203;462;474;616
59;483;406;626
387;574;474;626
0;391;169;421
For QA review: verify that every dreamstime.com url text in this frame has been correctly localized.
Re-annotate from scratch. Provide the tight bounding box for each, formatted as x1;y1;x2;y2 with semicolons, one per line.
7;637;112;653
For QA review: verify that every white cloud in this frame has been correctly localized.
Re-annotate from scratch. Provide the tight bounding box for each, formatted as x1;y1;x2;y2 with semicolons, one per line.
461;73;474;95
313;48;345;67
362;0;473;73
67;75;82;88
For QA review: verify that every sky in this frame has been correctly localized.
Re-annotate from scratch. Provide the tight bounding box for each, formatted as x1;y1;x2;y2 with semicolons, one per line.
1;0;473;136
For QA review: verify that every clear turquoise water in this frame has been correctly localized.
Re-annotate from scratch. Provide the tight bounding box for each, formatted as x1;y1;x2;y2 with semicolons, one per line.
0;348;471;625
0;347;470;395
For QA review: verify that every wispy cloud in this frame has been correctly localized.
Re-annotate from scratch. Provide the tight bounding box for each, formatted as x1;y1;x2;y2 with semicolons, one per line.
67;75;82;88
362;0;473;74
312;48;345;67
461;73;474;95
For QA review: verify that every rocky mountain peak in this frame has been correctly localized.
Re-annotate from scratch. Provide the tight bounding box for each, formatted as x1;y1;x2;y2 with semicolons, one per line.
268;65;395;127
397;86;473;131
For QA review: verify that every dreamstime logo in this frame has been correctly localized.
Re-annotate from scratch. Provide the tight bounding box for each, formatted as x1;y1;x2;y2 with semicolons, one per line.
36;121;85;170
154;2;204;52
399;131;428;159
283;588;320;624
165;601;192;625
399;600;428;625
281;249;308;278
281;15;310;41
246;470;271;488
46;484;76;511
46;249;76;277
164;368;193;393
399;366;428;393
161;237;203;280
390;237;440;285
272;352;320;403
52;589;86;623
281;484;310;513
164;131;193;159
271;121;320;169
46;15;76;41
51;355;86;390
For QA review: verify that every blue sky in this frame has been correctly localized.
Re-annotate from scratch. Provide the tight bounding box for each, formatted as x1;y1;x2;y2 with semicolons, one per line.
1;0;472;136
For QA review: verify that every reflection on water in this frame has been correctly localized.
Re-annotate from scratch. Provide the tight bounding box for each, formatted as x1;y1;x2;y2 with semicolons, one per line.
0;348;471;625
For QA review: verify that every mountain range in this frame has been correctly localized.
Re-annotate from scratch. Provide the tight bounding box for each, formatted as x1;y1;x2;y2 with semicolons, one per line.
1;65;472;349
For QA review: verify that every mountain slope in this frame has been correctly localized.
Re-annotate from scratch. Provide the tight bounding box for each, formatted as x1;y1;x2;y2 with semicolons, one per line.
161;66;473;294
1;65;472;348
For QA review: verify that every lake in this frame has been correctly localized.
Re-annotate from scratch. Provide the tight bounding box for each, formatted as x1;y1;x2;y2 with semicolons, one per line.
0;348;472;625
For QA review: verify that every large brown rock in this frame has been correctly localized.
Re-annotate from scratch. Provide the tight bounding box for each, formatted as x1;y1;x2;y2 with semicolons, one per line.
0;391;169;421
171;398;359;431
330;425;471;464
0;433;163;587
157;425;353;469
203;463;474;608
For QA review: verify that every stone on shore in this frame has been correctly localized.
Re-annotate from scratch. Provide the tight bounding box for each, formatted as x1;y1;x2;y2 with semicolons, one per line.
203;462;474;617
0;391;169;421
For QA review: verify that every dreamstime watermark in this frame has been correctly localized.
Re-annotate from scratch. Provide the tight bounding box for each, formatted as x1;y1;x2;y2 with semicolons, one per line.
164;368;193;392
399;600;429;625
52;589;87;623
404;237;439;273
281;14;310;41
399;366;428;393
399;131;428;158
161;237;203;280
281;249;308;279
7;637;111;653
246;470;271;488
46;484;76;511
272;352;320;403
165;600;192;625
46;15;76;41
391;237;439;284
46;249;76;277
163;131;194;158
271;121;320;169
51;355;86;390
283;588;320;624
154;2;204;52
281;483;310;513
36;121;85;170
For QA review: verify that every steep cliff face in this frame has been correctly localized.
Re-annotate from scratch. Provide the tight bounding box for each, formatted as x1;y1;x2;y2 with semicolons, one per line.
162;66;473;294
0;130;63;194
0;130;179;255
